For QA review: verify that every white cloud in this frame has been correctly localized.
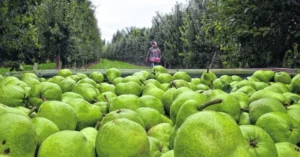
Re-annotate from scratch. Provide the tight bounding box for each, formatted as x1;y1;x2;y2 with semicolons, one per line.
90;0;187;41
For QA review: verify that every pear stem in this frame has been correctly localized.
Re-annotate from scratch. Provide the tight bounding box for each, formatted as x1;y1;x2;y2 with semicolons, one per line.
104;95;109;102
197;99;222;111
28;106;37;116
171;81;178;89
240;108;250;112
139;79;146;86
95;121;101;130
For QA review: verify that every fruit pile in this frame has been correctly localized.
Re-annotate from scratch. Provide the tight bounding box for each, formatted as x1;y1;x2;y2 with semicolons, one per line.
1;66;300;157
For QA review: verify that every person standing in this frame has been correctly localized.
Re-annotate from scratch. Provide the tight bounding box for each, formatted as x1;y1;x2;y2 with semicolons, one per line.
145;41;162;68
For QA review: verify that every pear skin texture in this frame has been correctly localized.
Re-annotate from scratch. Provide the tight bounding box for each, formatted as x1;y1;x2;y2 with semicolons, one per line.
274;72;291;84
72;83;99;103
291;74;300;94
136;107;163;130
239;125;278;157
115;82;142;96
147;123;173;148
252;70;274;83
37;101;78;130
30;82;62;107
95;118;150;157
109;94;139;112
249;89;290;105
174;111;250;157
0;113;37;157
275;142;300;157
136;95;165;114
80;127;98;147
106;68;121;83
38;131;95;157
256;112;300;144
172;71;191;82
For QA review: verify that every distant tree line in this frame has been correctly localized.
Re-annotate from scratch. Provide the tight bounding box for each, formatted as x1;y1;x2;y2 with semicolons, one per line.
103;0;300;69
0;0;103;68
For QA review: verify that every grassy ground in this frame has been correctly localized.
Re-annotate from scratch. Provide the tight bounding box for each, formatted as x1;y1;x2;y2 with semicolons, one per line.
0;63;56;75
89;59;148;69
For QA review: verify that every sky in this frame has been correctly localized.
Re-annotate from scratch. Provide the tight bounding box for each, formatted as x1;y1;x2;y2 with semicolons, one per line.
90;0;187;41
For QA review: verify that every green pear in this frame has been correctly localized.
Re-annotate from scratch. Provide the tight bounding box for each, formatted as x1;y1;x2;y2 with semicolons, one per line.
230;92;249;109
239;112;251;125
156;73;173;84
76;72;88;79
77;78;97;87
291;74;300;93
161;88;176;116
31;117;60;146
195;83;210;91
47;75;64;85
136;95;165;114
142;84;165;100
0;76;19;86
256;112;300;144
89;71;104;83
106;68;121;83
0;103;28;117
93;102;108;115
200;68;217;87
123;75;143;85
220;74;233;84
252;70;275;83
148;136;168;157
274;71;292;84
29;82;62;107
136;107;163;130
235;85;256;97
96;91;117;102
174;111;250;157
72;83;99;103
283;92;300;104
80;127;98;147
191;78;201;85
170;79;190;89
249;89;290;105
109;94;139;112
253;82;270;91
239;125;278;157
234;80;256;89
57;69;73;78
275;142;300;157
0;113;37;157
58;77;76;93
264;82;290;93
21;76;40;88
249;98;286;124
2;78;31;96
147;123;173;148
62;92;84;102
152;65;167;73
247;76;261;82
170;91;207;123
95;118;150;157
161;114;173;125
0;75;3;82
38;130;95;157
212;78;224;89
66;98;102;130
37;101;77;130
132;72;147;82
232;75;243;81
287;105;300;124
0;85;27;107
115;81;142;96
97;82;115;93
172;71;191;82
67;74;81;82
112;77;124;85
100;109;144;128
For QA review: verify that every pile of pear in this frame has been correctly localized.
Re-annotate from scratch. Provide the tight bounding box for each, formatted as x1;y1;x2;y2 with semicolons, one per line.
1;66;300;157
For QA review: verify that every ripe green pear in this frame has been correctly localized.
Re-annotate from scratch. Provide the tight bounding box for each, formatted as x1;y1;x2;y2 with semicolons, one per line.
0;85;27;107
172;71;191;82
62;92;84;102
142;84;165;100
220;74;233;84
249;89;290;105
106;68;121;83
136;95;165;114
58;77;76;93
275;142;300;157
148;136;168;157
115;81;142;96
76;72;88;79
147;123;173;148
37;101;77;130
97;82;115;93
161;150;174;157
89;71;104;83
232;75;243;81
109;94;139;112
136;107;163;130
274;71;291;84
29;82;62;107
57;69;73;78
0;113;37;157
174;111;250;157
95;118;150;157
283;92;300;104
239;112;251;125
93;102;108;115
230;92;249;109
235;85;256;97
31;117;60;146
156;73;173;84
200;68;217;87
252;70;275;83
256;112;300;144
47;75;64;85
253;81;269;90
96;91;117;102
66;98;102;130
72;83;99;103
239;125;278;157
67;75;81;82
291;74;300;94
101;109;144;128
21;76;40;88
152;65;167;73
80;127;98;147
38;130;95;157
123;75;143;85
77;78;97;87
249;98;286;124
161;88;176;116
